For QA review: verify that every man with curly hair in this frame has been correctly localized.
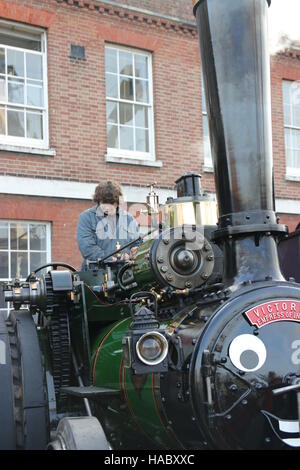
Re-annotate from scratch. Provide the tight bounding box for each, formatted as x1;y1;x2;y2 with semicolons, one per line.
77;181;140;269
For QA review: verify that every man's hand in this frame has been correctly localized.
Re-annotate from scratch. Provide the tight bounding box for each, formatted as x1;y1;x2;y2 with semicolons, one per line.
130;247;138;258
120;253;130;262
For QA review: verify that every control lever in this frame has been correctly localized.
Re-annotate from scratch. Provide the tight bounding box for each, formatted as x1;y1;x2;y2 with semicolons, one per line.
273;378;300;438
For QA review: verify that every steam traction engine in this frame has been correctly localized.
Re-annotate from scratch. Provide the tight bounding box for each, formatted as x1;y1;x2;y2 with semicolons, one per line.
1;0;300;450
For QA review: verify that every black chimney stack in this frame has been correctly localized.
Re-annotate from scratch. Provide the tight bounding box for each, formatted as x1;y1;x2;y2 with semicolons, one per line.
193;0;287;285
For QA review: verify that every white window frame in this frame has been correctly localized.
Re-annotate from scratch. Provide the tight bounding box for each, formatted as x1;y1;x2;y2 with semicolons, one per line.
0;220;52;280
0;220;51;315
105;43;156;162
283;79;300;179
0;20;49;150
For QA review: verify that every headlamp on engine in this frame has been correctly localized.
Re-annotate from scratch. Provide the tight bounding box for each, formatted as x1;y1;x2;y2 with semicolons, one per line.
136;332;168;366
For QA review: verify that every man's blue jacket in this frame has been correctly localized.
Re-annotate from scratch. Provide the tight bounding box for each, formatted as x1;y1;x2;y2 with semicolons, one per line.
77;205;140;269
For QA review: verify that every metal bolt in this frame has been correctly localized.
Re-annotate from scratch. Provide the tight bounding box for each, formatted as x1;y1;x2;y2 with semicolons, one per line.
201;273;209;280
255;383;263;390
226;414;232;421
192;338;197;345
161;265;168;273
166;274;173;281
163;238;170;245
207;255;214;261
157;257;164;263
162;397;166;403
221;357;227;364
185;281;192;288
230;384;238;392
242;399;248;406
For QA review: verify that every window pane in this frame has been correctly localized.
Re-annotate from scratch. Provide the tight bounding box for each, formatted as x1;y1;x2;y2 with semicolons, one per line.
283;103;292;127
10;223;28;250
7;49;24;77
293;104;300;128
106;101;118;124
106;73;118;99
0;77;5;101
135;55;148;79
120;76;133;101
107;124;118;149
30;252;46;273
27;81;43;107
135;79;148;103
135;105;148;128
26;53;42;80
119;51;133;76
0;48;5;74
119;103;133;126
0;252;8;278
120;126;134;151
285;128;300;169
282;80;290;104
0;224;8;249
11;252;28;279
8;78;24;104
0;108;5;135
202;79;207;113
203;115;212;165
7;108;24;137
30;224;46;251
26;112;43;140
135;128;149;153
0;33;41;51
105;48;117;74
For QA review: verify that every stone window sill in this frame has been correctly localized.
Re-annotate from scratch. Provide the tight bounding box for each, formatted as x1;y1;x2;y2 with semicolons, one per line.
105;154;163;168
0;143;56;157
203;164;214;173
286;174;300;182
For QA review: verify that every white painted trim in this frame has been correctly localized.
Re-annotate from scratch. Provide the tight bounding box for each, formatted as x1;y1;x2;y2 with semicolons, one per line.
105;154;162;167
105;44;156;162
0;22;49;149
1;175;300;214
276;199;300;215
0;175;176;203
0;144;55;156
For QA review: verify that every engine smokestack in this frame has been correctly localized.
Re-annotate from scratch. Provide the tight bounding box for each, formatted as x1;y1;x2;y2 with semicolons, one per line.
193;0;287;285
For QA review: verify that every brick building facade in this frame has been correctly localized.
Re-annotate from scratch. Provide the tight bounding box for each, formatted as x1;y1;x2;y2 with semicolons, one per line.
0;0;299;301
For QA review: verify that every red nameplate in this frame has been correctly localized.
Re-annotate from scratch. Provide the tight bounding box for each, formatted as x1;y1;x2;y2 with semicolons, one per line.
245;300;300;329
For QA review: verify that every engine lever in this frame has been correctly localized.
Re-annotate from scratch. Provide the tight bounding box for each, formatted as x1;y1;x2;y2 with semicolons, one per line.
272;381;300;396
272;379;300;438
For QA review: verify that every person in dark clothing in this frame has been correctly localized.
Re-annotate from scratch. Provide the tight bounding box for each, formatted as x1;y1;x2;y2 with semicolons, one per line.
77;181;140;269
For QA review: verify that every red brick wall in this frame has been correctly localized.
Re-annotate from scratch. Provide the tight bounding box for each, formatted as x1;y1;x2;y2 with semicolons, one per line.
0;0;300;270
0;193;88;269
0;0;202;191
271;53;300;200
279;213;300;233
107;0;195;22
0;0;299;200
